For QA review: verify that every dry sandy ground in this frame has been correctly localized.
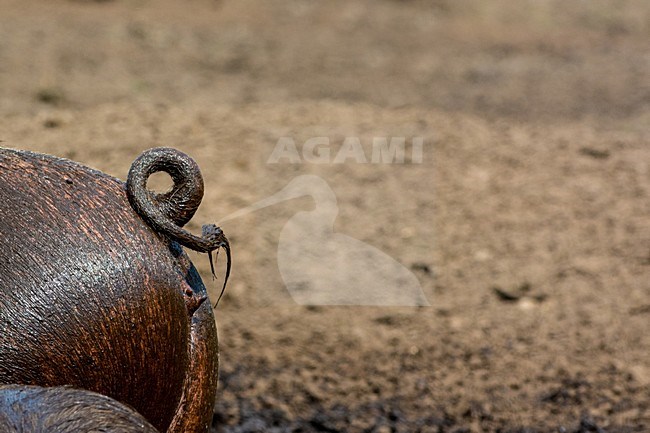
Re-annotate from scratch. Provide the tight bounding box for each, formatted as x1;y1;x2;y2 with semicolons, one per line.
0;1;649;432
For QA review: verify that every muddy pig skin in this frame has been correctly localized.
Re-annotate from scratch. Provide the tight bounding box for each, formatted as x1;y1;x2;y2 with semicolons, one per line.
0;385;160;433
0;147;222;433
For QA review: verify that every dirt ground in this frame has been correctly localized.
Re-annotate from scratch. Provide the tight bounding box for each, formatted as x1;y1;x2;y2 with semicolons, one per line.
1;0;649;432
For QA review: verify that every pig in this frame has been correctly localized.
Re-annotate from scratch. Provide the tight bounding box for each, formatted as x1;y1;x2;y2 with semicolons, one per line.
0;384;159;432
0;147;229;433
